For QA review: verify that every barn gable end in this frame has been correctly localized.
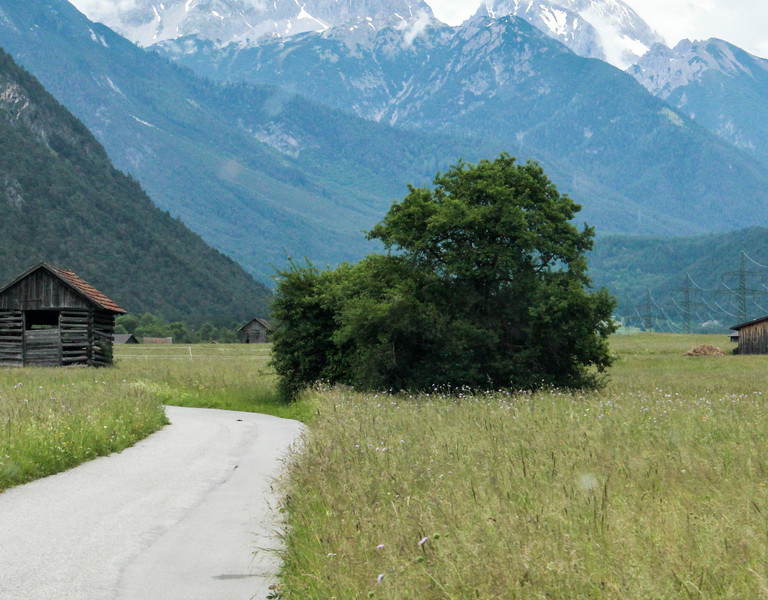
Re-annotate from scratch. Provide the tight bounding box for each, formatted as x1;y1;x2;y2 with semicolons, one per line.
0;263;126;367
238;318;272;344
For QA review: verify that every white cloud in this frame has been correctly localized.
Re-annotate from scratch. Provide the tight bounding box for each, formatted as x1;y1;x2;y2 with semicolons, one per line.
70;0;139;21
425;0;479;25
397;8;434;45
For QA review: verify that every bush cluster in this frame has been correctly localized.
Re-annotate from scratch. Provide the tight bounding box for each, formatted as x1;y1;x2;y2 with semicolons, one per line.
271;156;616;400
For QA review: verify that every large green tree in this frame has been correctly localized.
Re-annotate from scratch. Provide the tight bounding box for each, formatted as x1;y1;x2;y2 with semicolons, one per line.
271;155;616;399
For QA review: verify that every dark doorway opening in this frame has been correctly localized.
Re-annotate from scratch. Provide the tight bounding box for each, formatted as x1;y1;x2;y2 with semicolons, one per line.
25;310;59;330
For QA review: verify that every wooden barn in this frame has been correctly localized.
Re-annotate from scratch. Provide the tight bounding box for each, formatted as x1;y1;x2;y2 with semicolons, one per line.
0;262;126;367
238;318;272;344
731;316;768;355
113;333;139;344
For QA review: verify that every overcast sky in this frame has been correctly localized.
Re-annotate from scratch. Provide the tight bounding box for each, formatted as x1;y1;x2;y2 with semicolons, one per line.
427;0;768;58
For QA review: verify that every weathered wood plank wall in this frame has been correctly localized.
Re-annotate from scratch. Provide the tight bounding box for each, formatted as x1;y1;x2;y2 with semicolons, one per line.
738;321;768;355
24;329;61;366
0;310;23;366
92;309;116;366
240;321;269;343
61;309;91;366
0;290;117;367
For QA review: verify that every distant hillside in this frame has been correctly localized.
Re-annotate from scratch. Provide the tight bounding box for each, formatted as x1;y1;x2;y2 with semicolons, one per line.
154;14;768;239
3;0;768;287
0;46;270;324
0;0;475;283
590;228;768;331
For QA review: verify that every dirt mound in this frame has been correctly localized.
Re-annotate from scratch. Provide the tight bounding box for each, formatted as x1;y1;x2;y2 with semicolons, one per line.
685;344;726;357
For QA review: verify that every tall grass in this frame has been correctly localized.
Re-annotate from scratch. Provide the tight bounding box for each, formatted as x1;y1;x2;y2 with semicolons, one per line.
0;369;167;492
276;333;768;599
1;343;311;493
114;344;314;421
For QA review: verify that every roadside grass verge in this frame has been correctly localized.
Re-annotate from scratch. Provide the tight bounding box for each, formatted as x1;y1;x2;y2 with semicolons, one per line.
276;333;768;599
1;343;312;493
0;368;167;492
114;344;314;422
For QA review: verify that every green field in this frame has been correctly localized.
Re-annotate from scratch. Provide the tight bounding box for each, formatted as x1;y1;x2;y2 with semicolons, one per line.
277;333;768;599
4;334;768;598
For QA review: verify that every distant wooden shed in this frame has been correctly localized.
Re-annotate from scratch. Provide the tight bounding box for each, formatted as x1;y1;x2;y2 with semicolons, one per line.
238;318;272;344
731;316;768;355
113;333;139;344
0;262;126;367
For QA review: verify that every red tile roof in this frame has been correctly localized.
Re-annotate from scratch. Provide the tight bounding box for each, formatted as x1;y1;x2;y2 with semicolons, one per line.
46;264;127;314
0;263;127;314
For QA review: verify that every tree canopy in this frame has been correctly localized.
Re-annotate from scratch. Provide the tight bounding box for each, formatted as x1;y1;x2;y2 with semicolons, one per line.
271;155;616;399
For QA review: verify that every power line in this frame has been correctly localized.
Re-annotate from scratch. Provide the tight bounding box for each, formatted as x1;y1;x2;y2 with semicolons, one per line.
743;251;768;271
669;272;708;333
614;249;768;331
716;251;768;324
712;300;739;320
634;289;661;331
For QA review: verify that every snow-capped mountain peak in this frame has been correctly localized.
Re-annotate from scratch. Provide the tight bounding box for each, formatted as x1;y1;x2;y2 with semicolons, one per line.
77;0;435;49
628;38;768;98
478;0;664;69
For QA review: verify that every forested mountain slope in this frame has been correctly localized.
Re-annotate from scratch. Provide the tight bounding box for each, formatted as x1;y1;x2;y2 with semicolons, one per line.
591;228;768;330
2;0;768;285
0;0;477;282
0;47;270;324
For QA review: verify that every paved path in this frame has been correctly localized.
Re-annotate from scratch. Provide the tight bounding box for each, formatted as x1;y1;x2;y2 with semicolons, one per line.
0;406;304;600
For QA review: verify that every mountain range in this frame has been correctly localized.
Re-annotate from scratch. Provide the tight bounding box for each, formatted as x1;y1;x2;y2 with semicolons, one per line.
0;46;270;324
1;0;767;322
86;0;438;49
1;0;483;282
82;0;663;70
629;38;768;169
476;0;664;69
123;0;768;172
102;0;767;173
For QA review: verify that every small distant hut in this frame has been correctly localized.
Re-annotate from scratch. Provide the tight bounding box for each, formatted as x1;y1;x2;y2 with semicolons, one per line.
238;318;272;344
0;262;126;367
113;333;139;344
731;316;768;355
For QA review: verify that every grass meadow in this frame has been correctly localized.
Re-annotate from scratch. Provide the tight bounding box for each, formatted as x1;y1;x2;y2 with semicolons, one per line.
4;334;768;598
0;343;306;492
276;333;768;599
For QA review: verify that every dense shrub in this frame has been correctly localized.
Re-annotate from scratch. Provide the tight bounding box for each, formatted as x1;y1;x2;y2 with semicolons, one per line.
271;156;616;399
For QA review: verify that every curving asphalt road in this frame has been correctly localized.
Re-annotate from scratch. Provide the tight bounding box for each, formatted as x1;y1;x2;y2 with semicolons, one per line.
0;406;304;600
